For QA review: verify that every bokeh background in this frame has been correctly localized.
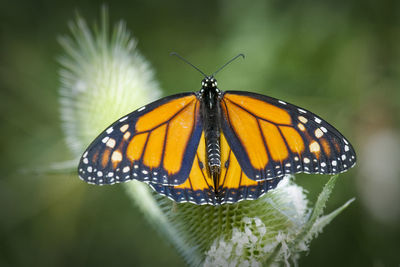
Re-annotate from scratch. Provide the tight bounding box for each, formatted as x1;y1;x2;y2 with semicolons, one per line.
1;0;400;266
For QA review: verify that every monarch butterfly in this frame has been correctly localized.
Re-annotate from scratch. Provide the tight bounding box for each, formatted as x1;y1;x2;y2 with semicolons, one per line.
78;54;356;205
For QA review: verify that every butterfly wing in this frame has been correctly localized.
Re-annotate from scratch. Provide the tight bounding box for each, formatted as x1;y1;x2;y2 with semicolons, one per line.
78;93;203;186
148;132;216;205
150;132;283;205
220;91;356;181
217;132;283;203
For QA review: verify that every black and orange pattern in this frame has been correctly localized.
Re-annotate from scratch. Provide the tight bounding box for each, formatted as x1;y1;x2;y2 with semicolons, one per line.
78;77;356;205
148;133;283;205
221;91;356;181
79;93;203;187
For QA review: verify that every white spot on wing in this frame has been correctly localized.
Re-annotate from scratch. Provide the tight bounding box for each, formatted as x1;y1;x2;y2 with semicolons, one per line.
309;141;320;152
120;124;129;132
106;127;113;134
119;116;128;122
123;131;131;140
315;128;324;138
106;138;116;148
298;116;308;123
111;151;122;162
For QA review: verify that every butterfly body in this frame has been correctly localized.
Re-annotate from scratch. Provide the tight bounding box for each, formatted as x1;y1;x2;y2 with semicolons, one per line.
78;73;356;205
198;76;223;189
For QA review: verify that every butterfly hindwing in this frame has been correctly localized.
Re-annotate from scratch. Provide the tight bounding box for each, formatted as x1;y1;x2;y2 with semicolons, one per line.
78;93;203;186
149;132;283;205
148;132;217;205
217;132;284;203
220;91;356;181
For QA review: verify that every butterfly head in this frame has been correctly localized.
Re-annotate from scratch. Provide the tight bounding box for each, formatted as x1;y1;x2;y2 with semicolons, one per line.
201;76;218;91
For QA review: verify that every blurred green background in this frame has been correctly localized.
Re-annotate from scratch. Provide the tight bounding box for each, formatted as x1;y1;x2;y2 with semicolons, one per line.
1;0;400;266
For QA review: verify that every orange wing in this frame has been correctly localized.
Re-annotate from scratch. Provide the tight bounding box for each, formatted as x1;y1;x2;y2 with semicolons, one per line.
220;91;356;181
149;133;282;205
78;93;203;186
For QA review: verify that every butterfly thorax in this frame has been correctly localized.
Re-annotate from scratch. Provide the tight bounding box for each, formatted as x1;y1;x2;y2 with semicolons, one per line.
198;76;222;191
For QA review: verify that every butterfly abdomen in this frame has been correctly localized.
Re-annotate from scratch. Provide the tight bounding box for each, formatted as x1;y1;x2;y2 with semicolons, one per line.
206;132;221;173
199;76;223;182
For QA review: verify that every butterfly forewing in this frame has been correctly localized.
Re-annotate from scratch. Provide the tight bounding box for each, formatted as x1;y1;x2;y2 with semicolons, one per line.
78;93;203;186
220;91;356;181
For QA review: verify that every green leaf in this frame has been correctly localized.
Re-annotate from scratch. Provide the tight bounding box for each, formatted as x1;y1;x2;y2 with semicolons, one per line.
295;175;339;245
308;197;355;239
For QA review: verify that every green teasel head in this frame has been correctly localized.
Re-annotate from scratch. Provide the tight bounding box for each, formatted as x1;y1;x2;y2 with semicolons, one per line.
59;9;354;266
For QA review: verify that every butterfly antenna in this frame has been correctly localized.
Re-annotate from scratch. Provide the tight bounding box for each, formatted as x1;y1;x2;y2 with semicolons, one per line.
212;53;245;77
170;52;207;78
